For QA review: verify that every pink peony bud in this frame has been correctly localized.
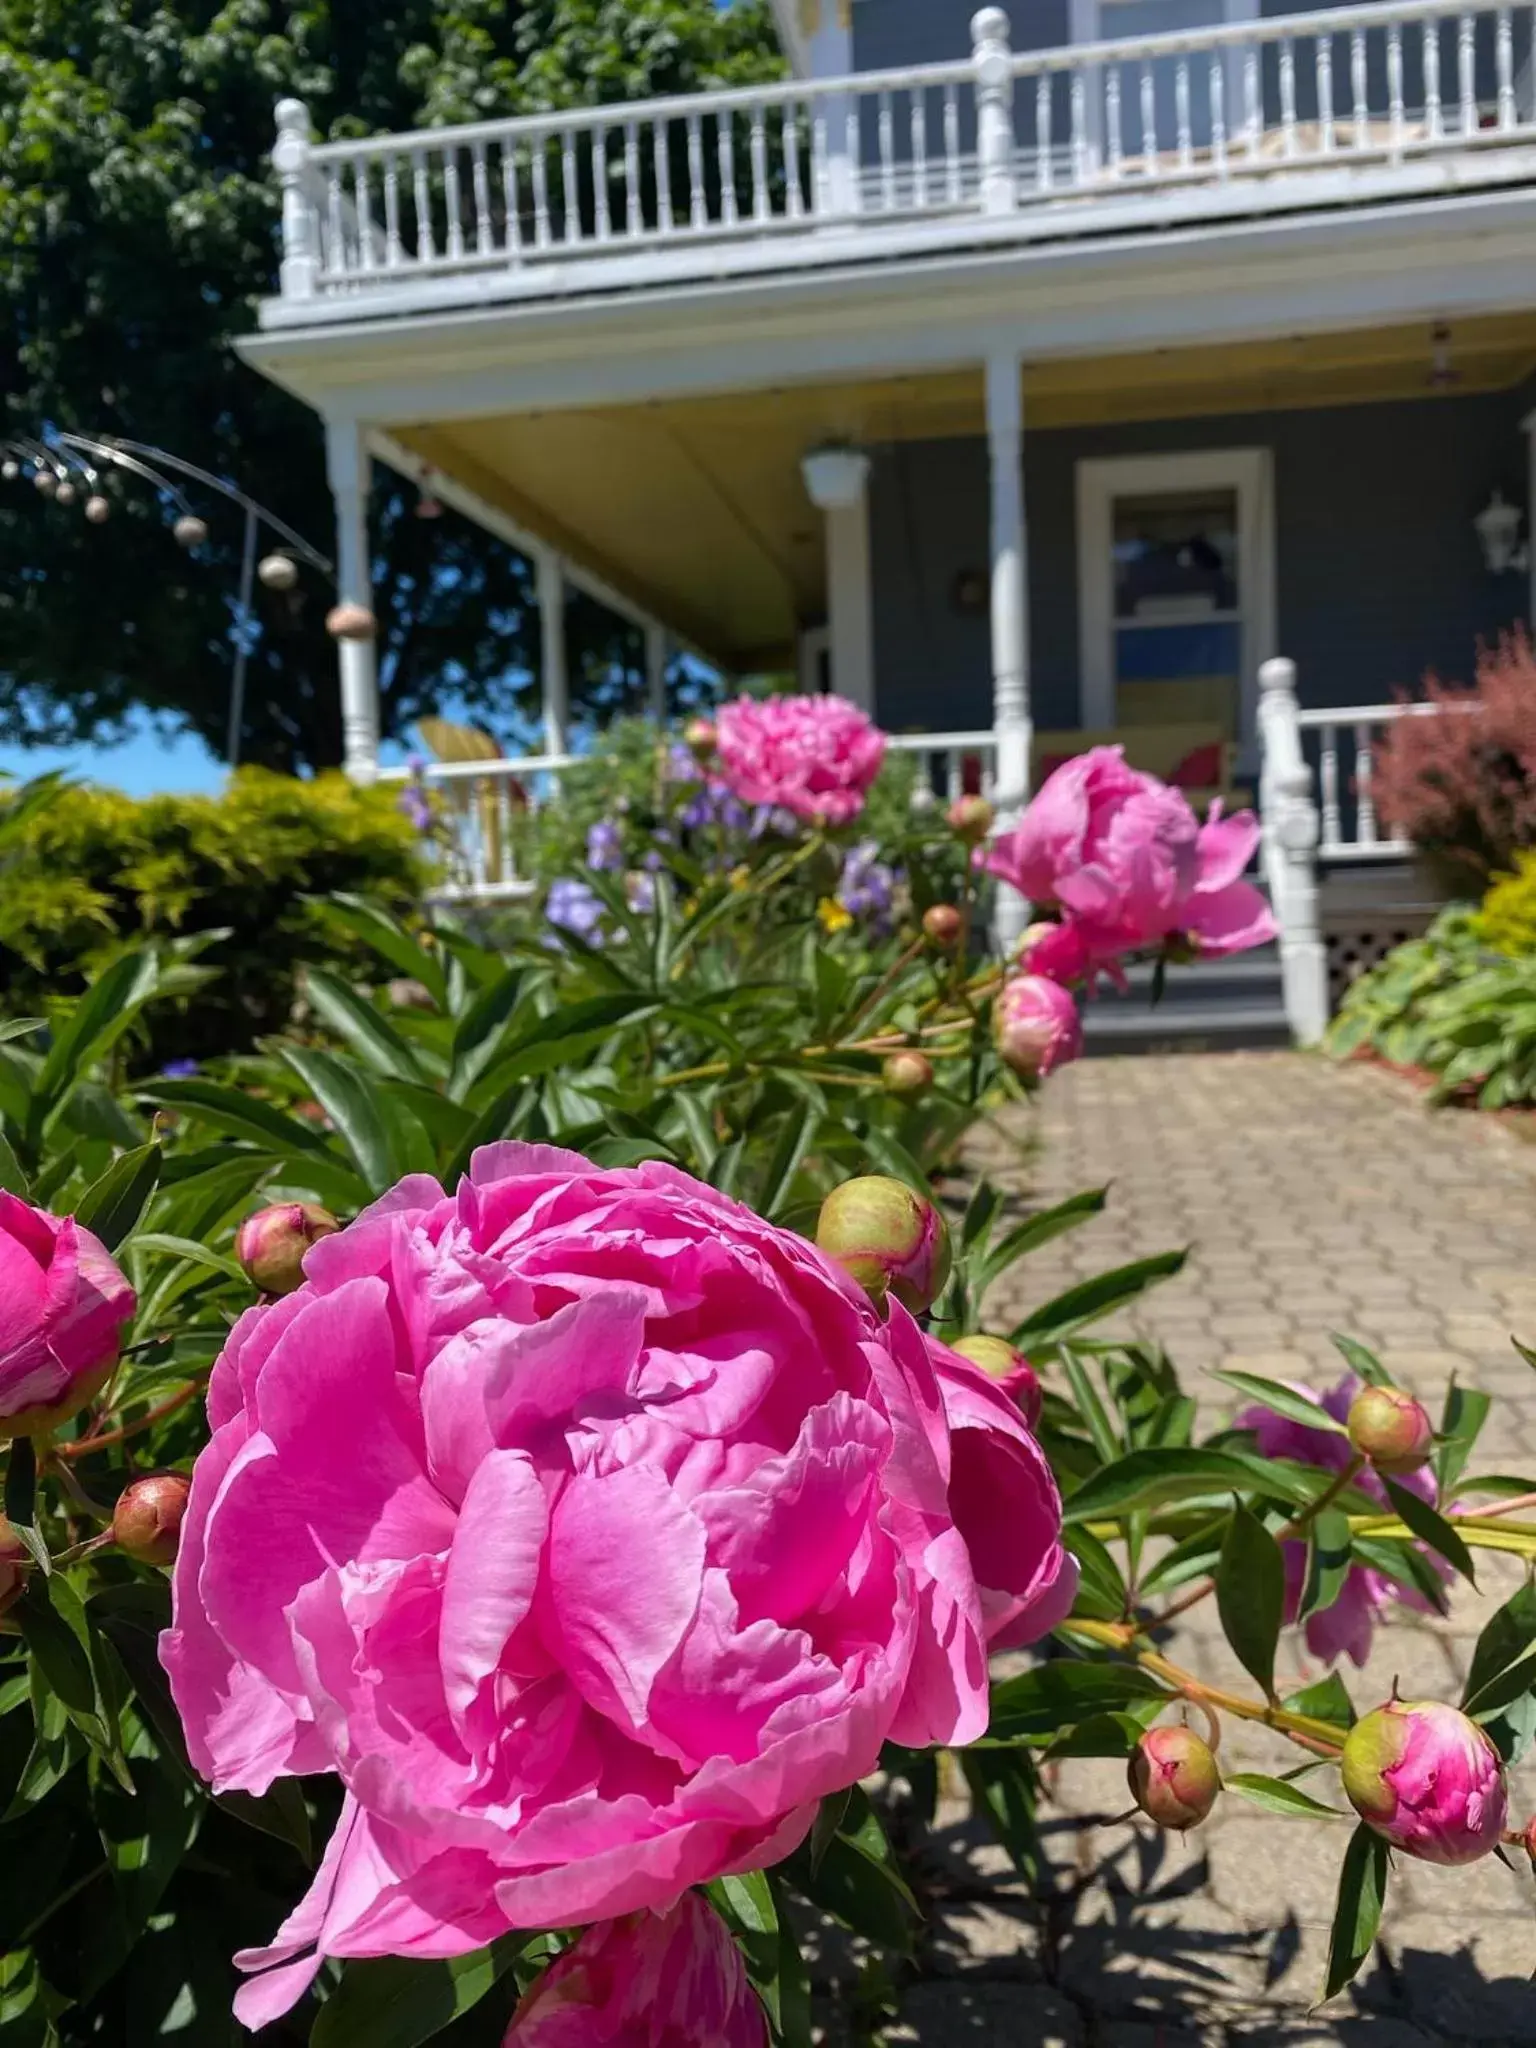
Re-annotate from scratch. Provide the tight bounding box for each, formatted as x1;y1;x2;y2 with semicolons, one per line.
1346;1385;1434;1477
922;903;964;949
0;1515;28;1618
994;973;1084;1081
947;794;994;846
0;1192;136;1440
950;1334;1043;1430
235;1202;340;1297
882;1050;934;1100
1341;1699;1507;1865
683;716;717;763
1128;1726;1221;1831
113;1472;192;1566
816;1175;952;1315
1014;919;1091;986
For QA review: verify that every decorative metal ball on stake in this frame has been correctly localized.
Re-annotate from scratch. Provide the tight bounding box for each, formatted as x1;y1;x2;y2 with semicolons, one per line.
0;430;336;769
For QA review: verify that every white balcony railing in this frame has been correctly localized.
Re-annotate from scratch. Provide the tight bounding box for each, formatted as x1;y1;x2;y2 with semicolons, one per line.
267;1;1536;324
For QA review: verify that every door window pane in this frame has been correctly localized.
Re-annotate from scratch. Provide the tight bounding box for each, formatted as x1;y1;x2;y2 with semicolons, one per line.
1111;486;1241;726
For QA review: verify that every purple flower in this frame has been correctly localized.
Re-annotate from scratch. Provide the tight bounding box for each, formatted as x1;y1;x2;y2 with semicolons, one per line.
586;819;624;872
160;1058;199;1080
546;878;605;943
398;788;433;835
665;741;699;783
719;797;749;834
680;793;716;831
626;871;657;914
643;848;666;873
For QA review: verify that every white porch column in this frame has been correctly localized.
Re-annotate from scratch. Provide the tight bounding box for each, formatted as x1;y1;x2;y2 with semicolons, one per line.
324;415;380;782
984;348;1031;951
1258;658;1329;1045
1524;408;1536;633
645;621;669;723
801;448;874;713
537;549;569;755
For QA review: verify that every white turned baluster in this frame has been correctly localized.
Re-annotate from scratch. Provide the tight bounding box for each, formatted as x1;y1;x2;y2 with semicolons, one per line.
1351;29;1369;148
750;105;770;221
1176;56;1193;169
1320;723;1342;848
687;114;707;227
1459;12;1477;133
1280;39;1298;157
497;781;515;888
944;83;962;201
502;147;523;261
655;118;674;230
1355;724;1379;845
593;128;611;240
945;751;963;804
625;120;643;235
1425;19;1443;139
532;143;552;248
1071;65;1089;182
1141;60;1157;171
1209;53;1227;175
1389;22;1406;157
326;164;345;275
383;153;403;266
1107;64;1124;175
911;90;929;207
354;161;376;270
879;90;896;209
718;110;740;226
1244;42;1261;154
444;149;465;259
471;143;493;253
1498;8;1515;127
1317;34;1335;156
561;128;579;242
845;100;862;212
784;105;804;218
1036;72;1053;189
413;152;436;262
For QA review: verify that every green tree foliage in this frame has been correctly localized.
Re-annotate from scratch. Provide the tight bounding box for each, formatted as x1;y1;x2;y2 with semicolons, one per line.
0;1;783;770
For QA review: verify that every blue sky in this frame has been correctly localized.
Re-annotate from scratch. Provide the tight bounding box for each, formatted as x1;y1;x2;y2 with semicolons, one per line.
0;721;428;797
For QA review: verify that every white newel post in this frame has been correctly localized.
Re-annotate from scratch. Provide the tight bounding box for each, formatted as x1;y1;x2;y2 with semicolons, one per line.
537;549;570;756
1257;657;1329;1046
273;99;319;301
324;417;380;782
1524;408;1536;634
645;622;669;723
985;349;1031;952
801;448;875;714
971;9;1017;215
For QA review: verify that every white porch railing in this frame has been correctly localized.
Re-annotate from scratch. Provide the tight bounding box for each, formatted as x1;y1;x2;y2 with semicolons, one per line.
384;727;994;902
1257;659;1457;1043
267;0;1536;323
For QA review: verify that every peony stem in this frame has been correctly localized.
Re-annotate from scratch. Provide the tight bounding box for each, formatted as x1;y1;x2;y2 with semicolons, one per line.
1277;1455;1367;1544
57;1381;203;1460
1062;1618;1346;1754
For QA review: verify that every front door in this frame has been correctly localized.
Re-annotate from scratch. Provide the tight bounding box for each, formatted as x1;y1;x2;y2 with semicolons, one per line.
1075;447;1276;750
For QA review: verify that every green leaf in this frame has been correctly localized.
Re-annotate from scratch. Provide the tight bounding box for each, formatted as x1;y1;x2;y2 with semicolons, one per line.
1212;1370;1350;1435
312;1937;530;2048
73;1141;162;1252
1064;1447;1317;1522
1224;1773;1344;1818
1137;1515;1227;1597
987;1659;1171;1740
756;1107;818;1222
788;1822;914;1951
0;1129;28;1197
138;1077;330;1155
321;894;449;1008
1322;1824;1390;2002
1462;1583;1536;1711
280;1044;398;1195
1012;1250;1187;1350
1216;1503;1286;1701
1064;1523;1127;1620
32;952;160;1131
1284;1672;1357;1731
304;968;428;1082
1436;1381;1492;1497
13;1585;95;1717
128;1232;245;1283
1059;1345;1121;1464
975;1188;1109;1293
1463;1644;1536;1722
962;1746;1042;1880
4;1438;48;1576
960;1177;1003;1252
1380;1476;1476;1585
1331;1334;1393;1388
0;1018;45;1045
807;1790;852;1874
473;995;663;1094
714;1869;777;1937
1299;1507;1353;1623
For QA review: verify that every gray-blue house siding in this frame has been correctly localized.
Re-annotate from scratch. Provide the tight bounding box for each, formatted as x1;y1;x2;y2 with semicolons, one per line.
868;383;1535;736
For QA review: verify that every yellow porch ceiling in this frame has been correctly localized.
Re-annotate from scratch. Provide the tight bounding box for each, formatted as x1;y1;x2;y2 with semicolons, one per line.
395;314;1536;668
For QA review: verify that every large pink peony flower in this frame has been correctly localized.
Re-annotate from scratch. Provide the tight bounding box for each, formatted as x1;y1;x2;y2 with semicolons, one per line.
162;1146;1071;2027
0;1190;136;1438
981;747;1275;967
1237;1376;1447;1667
714;695;885;826
504;1892;765;2045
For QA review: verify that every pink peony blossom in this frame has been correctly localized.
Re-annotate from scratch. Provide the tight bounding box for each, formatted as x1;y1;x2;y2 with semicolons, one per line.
1238;1376;1446;1667
0;1191;136;1438
981;748;1275;968
504;1892;765;2045
993;973;1084;1081
162;1145;1070;2027
714;695;885;826
1342;1699;1507;1865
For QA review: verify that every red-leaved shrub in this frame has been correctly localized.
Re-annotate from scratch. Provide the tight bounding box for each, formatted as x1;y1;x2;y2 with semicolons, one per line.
1372;633;1536;887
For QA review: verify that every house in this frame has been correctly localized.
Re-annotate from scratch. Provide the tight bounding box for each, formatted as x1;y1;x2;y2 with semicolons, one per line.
238;0;1536;1039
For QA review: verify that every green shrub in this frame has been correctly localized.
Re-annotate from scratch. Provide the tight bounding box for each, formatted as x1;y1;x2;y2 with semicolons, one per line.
1472;849;1536;959
0;770;426;1066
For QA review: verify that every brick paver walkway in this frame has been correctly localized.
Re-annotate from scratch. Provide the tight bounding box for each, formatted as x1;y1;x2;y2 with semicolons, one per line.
886;1054;1536;2048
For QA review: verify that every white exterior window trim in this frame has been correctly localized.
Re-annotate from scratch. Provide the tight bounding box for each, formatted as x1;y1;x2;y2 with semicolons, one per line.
1068;0;1259;41
1075;445;1277;749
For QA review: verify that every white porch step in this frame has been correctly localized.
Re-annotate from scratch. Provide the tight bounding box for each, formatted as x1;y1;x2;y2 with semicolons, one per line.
1078;941;1290;1054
